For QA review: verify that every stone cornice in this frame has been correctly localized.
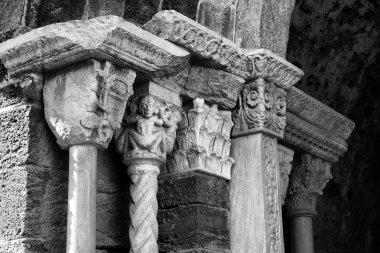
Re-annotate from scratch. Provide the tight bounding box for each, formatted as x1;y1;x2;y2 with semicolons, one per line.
144;10;303;88
287;87;355;140
284;112;348;163
0;15;190;84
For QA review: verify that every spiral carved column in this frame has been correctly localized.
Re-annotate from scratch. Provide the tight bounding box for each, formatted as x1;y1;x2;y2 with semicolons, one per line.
114;92;180;253
128;164;160;253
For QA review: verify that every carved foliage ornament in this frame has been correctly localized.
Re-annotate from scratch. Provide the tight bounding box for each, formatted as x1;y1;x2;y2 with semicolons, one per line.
278;145;294;206
114;94;181;165
165;98;234;179
232;78;287;138
264;136;281;253
286;153;332;216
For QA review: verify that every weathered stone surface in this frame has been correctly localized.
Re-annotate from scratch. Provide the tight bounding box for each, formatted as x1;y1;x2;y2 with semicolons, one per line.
144;11;303;84
166;99;234;180
158;204;229;252
158;172;229;209
0;165;68;252
196;0;296;57
278;144;294;206
44;60;136;149
196;0;236;41
0;104;65;170
0;0;27;32
96;148;130;251
184;66;244;109
83;0;126;20
0;15;190;78
287;87;355;140
284;112;348;163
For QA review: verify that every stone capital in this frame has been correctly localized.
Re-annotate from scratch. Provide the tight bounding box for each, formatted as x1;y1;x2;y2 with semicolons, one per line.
44;60;136;149
232;78;287;138
114;84;181;167
165;98;235;180
286;153;332;217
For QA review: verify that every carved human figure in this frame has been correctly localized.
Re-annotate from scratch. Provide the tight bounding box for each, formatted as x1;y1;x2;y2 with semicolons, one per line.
115;95;179;161
114;94;180;253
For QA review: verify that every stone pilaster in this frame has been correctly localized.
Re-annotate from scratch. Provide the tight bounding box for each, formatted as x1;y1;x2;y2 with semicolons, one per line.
278;144;294;206
285;153;332;253
114;82;181;253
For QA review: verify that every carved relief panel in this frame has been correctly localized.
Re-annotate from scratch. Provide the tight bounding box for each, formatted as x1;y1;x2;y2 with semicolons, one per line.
165;98;234;179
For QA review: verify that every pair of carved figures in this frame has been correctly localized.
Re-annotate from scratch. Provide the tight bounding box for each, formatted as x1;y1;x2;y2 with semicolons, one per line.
114;94;180;163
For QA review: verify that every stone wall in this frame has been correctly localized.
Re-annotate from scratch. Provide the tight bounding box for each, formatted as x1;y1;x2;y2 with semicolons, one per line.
287;0;380;252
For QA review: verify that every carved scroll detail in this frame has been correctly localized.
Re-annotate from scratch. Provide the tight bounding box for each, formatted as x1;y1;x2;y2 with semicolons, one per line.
232;78;287;138
286;153;332;217
165;98;234;179
264;136;281;253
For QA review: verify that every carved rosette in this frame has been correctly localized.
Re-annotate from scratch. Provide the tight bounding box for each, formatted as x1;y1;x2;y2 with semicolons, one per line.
286;153;332;217
114;94;180;253
165;98;234;180
44;60;136;149
232;78;287;138
278;145;294;206
264;136;282;253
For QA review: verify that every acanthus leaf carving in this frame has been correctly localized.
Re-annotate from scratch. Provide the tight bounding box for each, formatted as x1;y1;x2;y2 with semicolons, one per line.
232;78;287;138
165;98;234;180
277;145;294;206
286;153;332;217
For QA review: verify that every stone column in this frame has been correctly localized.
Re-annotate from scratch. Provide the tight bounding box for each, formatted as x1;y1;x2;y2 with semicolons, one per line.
230;75;289;253
285;153;332;253
43;60;136;253
114;82;181;253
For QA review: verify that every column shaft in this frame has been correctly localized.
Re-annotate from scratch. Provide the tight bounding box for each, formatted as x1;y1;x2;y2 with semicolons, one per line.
67;145;97;253
230;134;284;253
128;164;160;253
290;216;314;253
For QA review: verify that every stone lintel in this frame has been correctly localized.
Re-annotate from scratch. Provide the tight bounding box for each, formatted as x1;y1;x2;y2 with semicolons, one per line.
287;87;355;140
284;112;349;163
0;15;190;83
144;10;303;87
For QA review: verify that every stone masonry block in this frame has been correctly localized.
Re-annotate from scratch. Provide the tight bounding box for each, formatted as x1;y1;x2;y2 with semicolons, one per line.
0;104;66;170
158;204;230;252
0;165;68;252
158;172;229;209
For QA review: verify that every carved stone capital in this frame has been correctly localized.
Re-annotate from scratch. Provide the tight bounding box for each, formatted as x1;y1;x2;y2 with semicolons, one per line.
232;78;287;138
286;153;332;217
44;59;136;149
278;144;294;206
114;94;181;166
165;98;234;180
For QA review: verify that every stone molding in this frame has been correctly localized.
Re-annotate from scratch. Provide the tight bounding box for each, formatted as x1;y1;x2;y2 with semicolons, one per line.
144;10;303;87
278;144;294;206
165;98;234;180
44;60;136;149
285;112;348;163
0;15;190;81
286;153;332;217
232;78;287;138
287;87;355;140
